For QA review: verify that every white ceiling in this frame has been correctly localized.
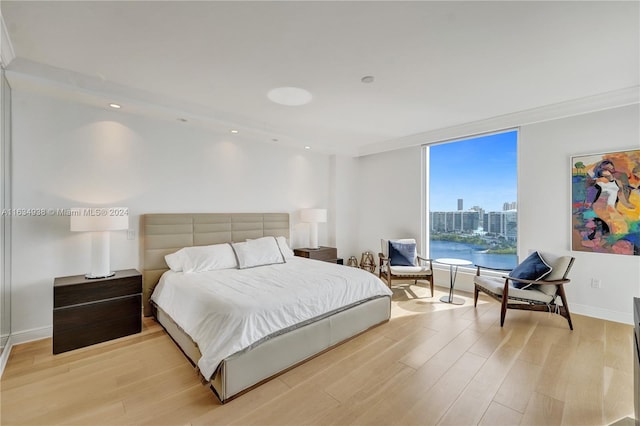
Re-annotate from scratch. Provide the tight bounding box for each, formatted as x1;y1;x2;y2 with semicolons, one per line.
1;1;639;156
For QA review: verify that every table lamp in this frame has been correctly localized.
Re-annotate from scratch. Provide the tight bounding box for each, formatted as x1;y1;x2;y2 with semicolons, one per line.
70;208;129;279
300;208;326;250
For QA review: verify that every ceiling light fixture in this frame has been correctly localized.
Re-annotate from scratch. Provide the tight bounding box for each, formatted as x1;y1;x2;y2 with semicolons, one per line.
177;118;188;122
361;76;375;84
304;146;311;150
267;87;313;106
230;129;239;134
109;103;121;109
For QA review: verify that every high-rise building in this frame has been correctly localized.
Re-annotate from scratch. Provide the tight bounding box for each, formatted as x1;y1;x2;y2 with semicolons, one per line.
430;211;447;232
503;201;517;211
504;210;517;242
430;211;480;233
457;198;463;211
431;205;515;239
487;211;503;234
461;211;479;232
471;206;485;231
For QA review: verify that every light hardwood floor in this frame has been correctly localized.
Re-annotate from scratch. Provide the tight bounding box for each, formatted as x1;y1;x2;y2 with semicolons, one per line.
0;283;635;426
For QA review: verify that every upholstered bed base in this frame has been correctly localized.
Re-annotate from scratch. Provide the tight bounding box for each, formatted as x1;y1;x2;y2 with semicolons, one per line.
141;213;392;403
153;296;390;402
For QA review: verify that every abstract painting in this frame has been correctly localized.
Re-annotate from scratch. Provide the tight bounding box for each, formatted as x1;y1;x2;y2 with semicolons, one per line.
571;149;640;255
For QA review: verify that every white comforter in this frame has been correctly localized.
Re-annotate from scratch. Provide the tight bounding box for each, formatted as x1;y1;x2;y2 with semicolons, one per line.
150;257;392;380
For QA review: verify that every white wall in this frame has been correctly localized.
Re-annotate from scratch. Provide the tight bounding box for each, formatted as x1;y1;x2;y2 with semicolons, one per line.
357;104;640;324
330;154;360;261
357;145;423;257
1;70;12;351
10;90;332;336
519;105;640;323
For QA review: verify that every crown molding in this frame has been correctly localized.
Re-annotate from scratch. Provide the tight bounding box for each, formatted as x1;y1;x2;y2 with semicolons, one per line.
4;54;635;159
358;86;640;157
0;12;16;68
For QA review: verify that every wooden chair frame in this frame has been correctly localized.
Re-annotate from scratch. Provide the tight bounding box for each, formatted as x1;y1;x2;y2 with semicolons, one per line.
474;258;575;330
378;253;434;297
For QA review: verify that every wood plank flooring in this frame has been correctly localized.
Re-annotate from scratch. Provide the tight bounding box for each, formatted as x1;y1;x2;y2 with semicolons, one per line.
1;283;635;426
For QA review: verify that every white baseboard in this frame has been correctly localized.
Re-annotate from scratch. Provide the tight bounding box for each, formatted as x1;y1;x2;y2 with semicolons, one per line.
0;325;52;378
0;335;13;378
9;324;52;345
571;303;633;325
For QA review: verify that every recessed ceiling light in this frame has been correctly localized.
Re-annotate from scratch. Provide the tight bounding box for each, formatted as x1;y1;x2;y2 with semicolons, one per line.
267;87;313;106
177;118;188;122
361;75;375;84
109;103;121;109
272;138;279;142
230;129;239;134
304;146;311;150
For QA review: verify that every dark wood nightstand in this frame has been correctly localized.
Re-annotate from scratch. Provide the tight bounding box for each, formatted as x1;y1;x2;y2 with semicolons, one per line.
53;269;142;354
293;246;343;264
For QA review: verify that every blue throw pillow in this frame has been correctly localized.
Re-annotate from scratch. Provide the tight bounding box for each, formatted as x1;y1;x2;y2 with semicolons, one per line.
510;251;552;289
389;240;416;266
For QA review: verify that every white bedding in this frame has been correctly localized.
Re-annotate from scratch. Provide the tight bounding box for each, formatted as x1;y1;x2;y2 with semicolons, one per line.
150;256;392;380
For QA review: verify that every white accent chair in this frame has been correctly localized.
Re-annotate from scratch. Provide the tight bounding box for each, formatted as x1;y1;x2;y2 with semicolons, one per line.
474;252;575;329
378;238;434;296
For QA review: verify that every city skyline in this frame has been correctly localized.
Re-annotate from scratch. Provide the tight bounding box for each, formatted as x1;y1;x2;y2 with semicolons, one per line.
429;130;518;212
429;200;517;214
430;209;517;240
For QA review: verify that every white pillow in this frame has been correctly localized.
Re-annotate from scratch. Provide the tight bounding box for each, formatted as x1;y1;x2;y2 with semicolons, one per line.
165;243;238;273
246;236;294;259
276;236;295;258
232;237;285;269
165;250;187;272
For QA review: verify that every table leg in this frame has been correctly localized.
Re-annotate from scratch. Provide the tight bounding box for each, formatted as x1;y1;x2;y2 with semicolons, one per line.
439;264;465;305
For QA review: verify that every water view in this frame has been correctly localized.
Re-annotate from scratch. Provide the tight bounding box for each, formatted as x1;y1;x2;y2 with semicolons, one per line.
429;240;517;270
427;130;519;271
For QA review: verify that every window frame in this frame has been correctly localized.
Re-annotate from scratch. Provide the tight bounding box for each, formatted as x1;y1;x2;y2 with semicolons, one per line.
421;128;520;271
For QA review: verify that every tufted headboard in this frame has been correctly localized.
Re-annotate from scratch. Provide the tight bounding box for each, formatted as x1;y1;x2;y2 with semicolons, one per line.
141;213;290;316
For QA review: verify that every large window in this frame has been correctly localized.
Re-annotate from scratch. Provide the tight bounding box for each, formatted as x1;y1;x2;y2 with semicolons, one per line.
424;130;518;269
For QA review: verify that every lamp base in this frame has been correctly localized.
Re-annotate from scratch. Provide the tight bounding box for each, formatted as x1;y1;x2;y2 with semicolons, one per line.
85;271;115;280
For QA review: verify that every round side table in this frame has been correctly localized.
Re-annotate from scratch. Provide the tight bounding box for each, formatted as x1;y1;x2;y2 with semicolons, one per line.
435;258;473;305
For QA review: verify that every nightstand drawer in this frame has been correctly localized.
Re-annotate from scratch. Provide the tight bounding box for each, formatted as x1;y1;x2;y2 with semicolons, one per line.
53;295;141;354
53;294;141;331
54;269;142;308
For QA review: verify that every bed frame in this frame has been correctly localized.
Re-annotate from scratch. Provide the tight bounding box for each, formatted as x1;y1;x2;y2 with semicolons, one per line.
141;213;391;403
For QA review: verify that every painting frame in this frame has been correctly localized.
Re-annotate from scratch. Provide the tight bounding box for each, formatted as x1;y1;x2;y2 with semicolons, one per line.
571;148;640;256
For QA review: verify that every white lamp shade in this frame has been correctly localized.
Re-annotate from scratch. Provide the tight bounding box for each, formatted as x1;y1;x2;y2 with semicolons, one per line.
300;208;327;223
70;208;129;232
70;207;129;279
300;208;326;249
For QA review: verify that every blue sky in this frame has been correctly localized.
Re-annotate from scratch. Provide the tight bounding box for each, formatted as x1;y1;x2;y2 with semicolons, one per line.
429;130;518;212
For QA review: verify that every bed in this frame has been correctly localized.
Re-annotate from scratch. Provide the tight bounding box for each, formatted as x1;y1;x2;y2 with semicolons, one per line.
141;213;392;403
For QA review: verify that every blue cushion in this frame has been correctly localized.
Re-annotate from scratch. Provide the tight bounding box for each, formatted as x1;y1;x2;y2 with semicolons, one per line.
510;251;552;289
389;240;416;266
